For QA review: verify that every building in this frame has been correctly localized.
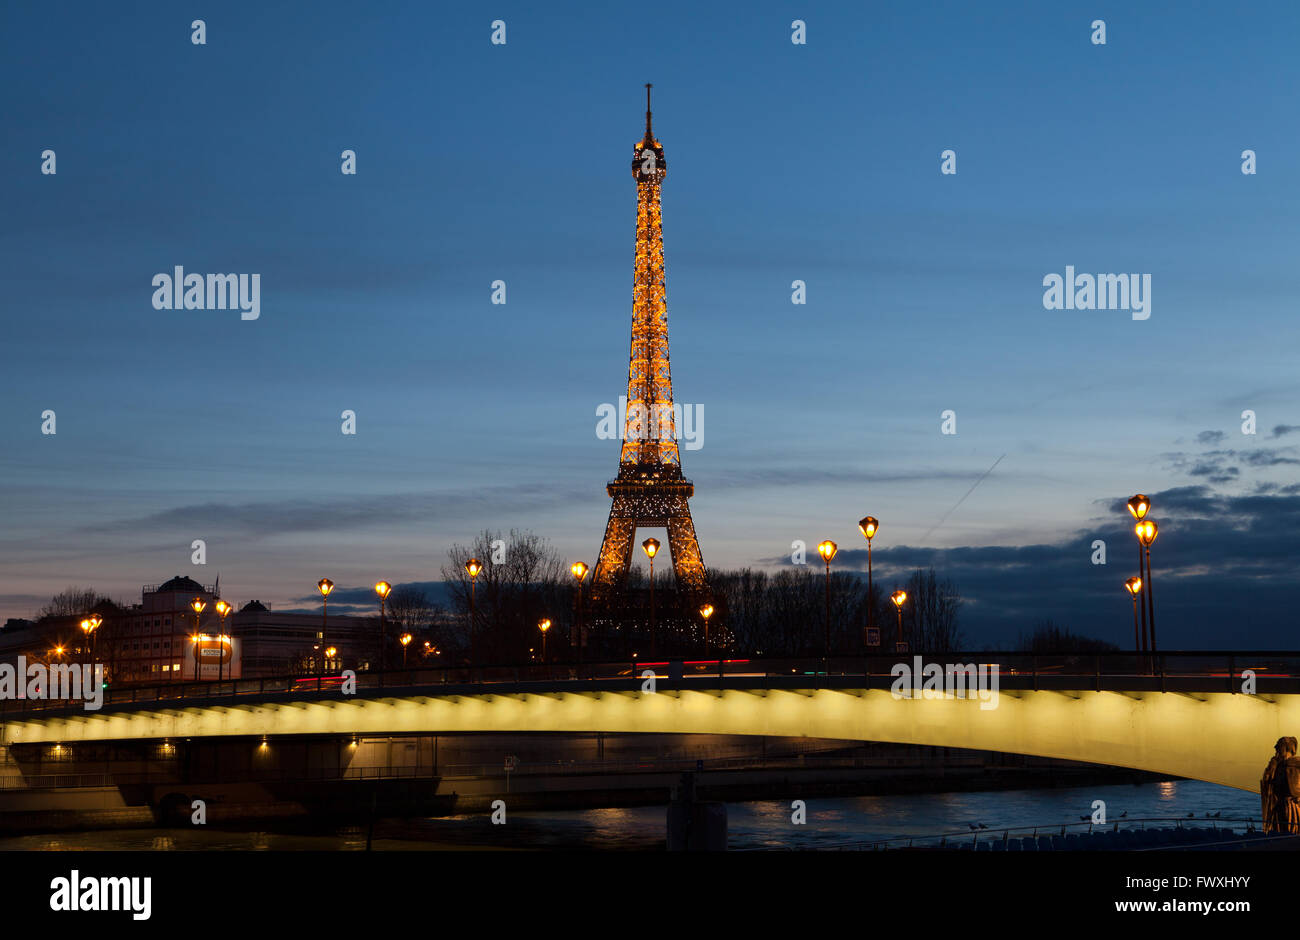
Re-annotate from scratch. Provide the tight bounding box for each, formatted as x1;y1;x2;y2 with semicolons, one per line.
0;575;383;686
230;599;377;677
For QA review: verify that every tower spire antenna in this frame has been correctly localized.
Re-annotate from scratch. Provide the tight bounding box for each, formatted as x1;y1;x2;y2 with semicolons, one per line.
645;82;653;137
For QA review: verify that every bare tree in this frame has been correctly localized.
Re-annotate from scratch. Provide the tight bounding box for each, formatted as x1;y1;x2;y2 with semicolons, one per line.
386;585;436;634
441;529;568;663
903;568;964;653
38;586;106;620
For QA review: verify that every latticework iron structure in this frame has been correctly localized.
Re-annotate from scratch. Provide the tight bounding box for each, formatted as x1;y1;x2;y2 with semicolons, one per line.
591;85;709;605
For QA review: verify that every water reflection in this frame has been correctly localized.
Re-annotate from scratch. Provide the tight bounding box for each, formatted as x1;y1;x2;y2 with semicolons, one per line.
0;780;1259;851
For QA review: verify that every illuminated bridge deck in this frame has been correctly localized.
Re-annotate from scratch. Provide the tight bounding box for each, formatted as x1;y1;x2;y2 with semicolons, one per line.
3;653;1298;793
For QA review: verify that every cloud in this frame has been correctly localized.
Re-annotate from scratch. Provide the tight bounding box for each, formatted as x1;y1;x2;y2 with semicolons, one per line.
1162;443;1300;485
74;485;592;541
709;465;1021;489
1196;430;1226;445
754;481;1300;649
286;581;453;615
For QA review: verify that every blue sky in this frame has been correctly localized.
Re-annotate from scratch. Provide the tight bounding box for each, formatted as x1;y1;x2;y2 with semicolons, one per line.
2;1;1298;646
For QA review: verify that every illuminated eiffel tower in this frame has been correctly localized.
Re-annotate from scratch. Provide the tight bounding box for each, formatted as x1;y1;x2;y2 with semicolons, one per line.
591;85;709;605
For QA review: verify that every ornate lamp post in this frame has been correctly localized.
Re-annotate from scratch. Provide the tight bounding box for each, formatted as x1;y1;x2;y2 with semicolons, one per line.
214;600;231;682
1135;519;1159;656
374;581;392;671
79;613;102;659
1126;495;1150;651
699;603;714;658
538;619;552;663
189;597;206;682
398;634;412;669
857;517;878;646
641;538;660;656
1123;577;1143;655
570;562;588;663
465;558;483;665
316;578;333;678
817;540;838;665
890;590;908;651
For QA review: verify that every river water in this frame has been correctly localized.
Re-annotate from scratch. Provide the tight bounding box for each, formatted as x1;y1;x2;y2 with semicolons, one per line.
0;779;1261;850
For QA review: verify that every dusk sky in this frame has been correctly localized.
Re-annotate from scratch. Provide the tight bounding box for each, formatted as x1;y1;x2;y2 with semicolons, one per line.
2;1;1298;647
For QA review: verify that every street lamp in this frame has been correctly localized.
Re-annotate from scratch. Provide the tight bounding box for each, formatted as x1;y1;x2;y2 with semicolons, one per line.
465;558;483;664
890;590;907;651
316;578;333;678
375;581;392;671
538;619;552;663
1123;577;1142;655
189;598;206;682
1126;494;1150;521
642;538;660;657
858;516;879;645
214;600;231;683
817;540;838;665
699;603;714;658
398;634;411;669
571;562;589;663
1135;519;1159;657
79;613;102;659
1126;495;1150;651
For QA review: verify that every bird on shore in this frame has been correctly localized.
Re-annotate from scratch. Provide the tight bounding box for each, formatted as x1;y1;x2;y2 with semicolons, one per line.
1187;812;1195;818
978;823;988;829
968;823;980;831
1119;811;1128;818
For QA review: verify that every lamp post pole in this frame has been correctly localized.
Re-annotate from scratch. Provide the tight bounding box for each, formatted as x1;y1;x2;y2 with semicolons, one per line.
538;619;551;664
571;562;589;666
858;517;878;648
214;601;231;683
1141;521;1159;656
642;539;660;658
317;579;334;679
1124;577;1142;658
817;541;838;668
700;603;714;660
1126;495;1150;652
375;582;391;672
189;598;206;683
890;590;907;653
465;559;482;667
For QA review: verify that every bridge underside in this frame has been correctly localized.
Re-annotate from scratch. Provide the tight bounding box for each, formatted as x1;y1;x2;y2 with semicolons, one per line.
3;687;1293;792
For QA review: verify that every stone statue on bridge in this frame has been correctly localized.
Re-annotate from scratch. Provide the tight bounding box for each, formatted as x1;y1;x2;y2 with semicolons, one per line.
1261;736;1300;834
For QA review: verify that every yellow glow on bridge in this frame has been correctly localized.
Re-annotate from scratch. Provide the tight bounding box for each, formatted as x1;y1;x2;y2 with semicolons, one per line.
3;687;1294;792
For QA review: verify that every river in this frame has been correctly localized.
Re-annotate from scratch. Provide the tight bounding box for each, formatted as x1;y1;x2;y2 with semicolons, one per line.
0;779;1261;850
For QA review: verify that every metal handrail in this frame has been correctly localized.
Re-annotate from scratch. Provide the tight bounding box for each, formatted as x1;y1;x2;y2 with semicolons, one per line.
2;651;1298;718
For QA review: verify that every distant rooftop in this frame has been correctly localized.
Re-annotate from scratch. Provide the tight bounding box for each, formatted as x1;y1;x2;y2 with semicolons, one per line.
149;575;210;595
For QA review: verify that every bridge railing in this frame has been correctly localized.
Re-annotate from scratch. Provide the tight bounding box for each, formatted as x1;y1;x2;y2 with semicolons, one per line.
3;651;1300;717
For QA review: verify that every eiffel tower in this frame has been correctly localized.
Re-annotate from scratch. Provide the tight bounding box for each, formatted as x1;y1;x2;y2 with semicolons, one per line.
590;85;709;605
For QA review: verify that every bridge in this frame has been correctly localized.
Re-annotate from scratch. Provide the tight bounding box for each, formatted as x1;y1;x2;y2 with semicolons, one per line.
3;652;1297;793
